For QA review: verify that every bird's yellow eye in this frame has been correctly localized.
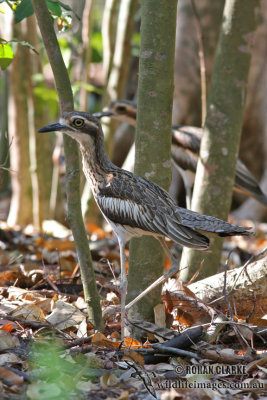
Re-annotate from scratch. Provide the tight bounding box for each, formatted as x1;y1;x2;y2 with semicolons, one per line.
73;118;84;128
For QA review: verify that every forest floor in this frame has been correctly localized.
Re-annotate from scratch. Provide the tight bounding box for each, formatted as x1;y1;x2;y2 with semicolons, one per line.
0;214;266;399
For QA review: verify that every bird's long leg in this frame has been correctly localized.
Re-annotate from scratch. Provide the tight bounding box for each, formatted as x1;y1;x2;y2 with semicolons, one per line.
126;237;179;311
117;235;127;340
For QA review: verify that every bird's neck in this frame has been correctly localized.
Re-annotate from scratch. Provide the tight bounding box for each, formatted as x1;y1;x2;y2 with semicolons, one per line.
124;114;136;127
79;133;115;194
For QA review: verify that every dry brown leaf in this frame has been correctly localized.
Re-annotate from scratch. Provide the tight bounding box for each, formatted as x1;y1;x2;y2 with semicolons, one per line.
175;311;194;328
7;287;30;301
8;287;44;302
0;366;24;386
118;391;129;400
0;270;28;286
86;222;108;240
12;303;46;322
36;237;76;252
92;332;119;348
143;339;152;348
0;353;23;366
122;351;144;366
163;278;211;325
34;298;53;314
246;357;267;373
0;331;20;350
92;332;145;351
122;337;143;349
0;323;14;332
46;300;85;330
100;371;118;388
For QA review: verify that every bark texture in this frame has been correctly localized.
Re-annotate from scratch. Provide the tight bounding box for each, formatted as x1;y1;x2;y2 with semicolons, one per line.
0;71;9;196
127;0;178;331
7;20;33;227
26;16;53;227
102;0;119;81
103;0;138;156
104;0;138;105
233;0;267;221
32;0;103;330
180;0;260;281
189;256;267;323
172;0;224;126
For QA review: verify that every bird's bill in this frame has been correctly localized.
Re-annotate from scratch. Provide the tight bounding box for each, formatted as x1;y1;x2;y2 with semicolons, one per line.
38;122;65;133
92;111;113;118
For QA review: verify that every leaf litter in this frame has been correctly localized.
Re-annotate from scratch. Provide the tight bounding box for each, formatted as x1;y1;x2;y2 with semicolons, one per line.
0;219;266;399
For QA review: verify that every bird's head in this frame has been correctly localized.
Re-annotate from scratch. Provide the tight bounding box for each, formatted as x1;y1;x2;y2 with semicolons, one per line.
38;111;103;146
93;100;137;126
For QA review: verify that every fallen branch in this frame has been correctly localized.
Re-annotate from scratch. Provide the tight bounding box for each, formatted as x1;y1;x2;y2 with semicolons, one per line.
188;255;267;320
195;342;260;364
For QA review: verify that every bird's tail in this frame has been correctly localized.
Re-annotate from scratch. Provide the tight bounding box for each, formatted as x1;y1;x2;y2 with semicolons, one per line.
165;218;210;250
178;207;252;237
235;160;267;206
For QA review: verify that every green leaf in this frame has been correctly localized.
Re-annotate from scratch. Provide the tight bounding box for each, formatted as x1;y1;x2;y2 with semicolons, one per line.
34;86;59;118
91;31;103;62
57;1;72;11
74;82;103;95
0;43;14;70
34;86;58;102
46;0;62;17
14;0;34;23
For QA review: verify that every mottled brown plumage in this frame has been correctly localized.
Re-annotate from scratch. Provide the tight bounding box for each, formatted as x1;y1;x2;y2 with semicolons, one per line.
38;112;252;338
95;100;267;207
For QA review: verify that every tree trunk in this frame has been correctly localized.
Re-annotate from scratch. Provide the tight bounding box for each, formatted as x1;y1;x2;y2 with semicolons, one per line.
127;0;178;333
32;0;103;330
103;0;138;155
104;0;138;106
26;16;54;228
232;0;267;221
180;0;259;282
0;0;12;199
7;20;33;227
79;0;94;111
0;71;9;196
79;0;98;222
172;0;224;126
102;0;119;81
172;0;267;218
